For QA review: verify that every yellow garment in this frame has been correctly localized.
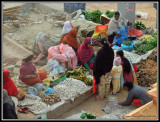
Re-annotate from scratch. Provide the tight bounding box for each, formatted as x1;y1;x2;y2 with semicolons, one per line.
133;71;138;85
98;72;112;99
111;65;123;93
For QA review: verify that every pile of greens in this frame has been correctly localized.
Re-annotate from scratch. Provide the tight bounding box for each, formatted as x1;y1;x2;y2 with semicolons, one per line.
134;21;146;30
105;10;115;18
134;36;157;55
80;112;97;119
122;41;132;46
82;10;103;23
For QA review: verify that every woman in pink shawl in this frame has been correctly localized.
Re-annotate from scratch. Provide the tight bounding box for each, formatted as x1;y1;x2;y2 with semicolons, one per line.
77;37;100;74
19;55;47;86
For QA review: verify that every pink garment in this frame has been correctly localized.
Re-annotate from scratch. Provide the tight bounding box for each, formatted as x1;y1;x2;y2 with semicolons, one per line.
77;37;94;64
114;57;121;66
19;61;36;80
121;61;134;82
48;43;77;69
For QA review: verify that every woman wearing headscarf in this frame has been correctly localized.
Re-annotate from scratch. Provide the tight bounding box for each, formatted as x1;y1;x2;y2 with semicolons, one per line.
3;89;18;119
116;50;138;88
3;70;18;97
19;55;47;86
93;38;114;100
77;37;100;74
60;21;79;52
107;11;131;45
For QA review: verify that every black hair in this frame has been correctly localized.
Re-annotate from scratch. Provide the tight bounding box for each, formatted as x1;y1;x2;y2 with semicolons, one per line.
87;30;94;37
116;50;131;73
98;38;109;47
23;55;34;62
123;81;133;90
115;11;120;16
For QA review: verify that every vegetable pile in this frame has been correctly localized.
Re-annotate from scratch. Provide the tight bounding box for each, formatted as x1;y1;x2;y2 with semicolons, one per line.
80;112;97;119
134;36;157;55
122;41;132;46
82;10;103;23
66;66;93;86
41;93;61;105
134;21;146;30
136;59;157;87
105;10;115;18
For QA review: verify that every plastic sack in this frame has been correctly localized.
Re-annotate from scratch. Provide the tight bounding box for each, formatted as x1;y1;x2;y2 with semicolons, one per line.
121;42;134;52
112;45;121;50
45;87;54;96
34;83;45;91
27;87;38;96
129;28;143;37
47;59;67;76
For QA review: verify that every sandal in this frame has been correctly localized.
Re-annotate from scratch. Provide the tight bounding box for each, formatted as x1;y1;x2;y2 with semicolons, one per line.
18;107;30;113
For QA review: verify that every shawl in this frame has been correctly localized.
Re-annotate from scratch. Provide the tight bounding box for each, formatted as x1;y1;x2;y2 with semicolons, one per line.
19;61;36;80
62;21;72;35
107;12;128;36
77;37;94;64
3;89;14;107
93;45;114;85
60;28;79;50
3;70;18;96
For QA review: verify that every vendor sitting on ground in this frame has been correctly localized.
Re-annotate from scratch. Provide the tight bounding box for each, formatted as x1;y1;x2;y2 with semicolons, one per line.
107;11;132;45
3;70;18;97
60;21;79;52
3;89;18;119
19;55;47;86
118;81;152;106
77;37;100;74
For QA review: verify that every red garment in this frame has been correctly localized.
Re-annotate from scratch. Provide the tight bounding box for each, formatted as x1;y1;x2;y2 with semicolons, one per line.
3;70;18;96
121;61;134;82
93;76;97;94
77;37;94;64
133;99;142;106
133;64;138;73
19;61;36;80
21;72;47;86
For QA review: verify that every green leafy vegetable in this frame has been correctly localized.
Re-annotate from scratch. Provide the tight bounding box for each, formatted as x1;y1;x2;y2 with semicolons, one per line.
122;41;132;46
82;10;103;23
134;21;146;30
105;10;115;18
80;112;97;119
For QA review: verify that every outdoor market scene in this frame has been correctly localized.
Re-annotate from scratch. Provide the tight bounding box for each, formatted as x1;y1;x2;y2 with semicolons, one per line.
2;2;158;120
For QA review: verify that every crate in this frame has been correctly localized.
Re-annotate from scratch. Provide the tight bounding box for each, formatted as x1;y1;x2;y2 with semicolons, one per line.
64;3;86;14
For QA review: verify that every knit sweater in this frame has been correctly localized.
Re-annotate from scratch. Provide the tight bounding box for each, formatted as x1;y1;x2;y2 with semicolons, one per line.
122;85;153;106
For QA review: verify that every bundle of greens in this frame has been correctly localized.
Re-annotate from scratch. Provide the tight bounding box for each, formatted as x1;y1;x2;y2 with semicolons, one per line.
134;21;146;30
80;112;97;119
122;41;132;46
134;36;157;55
105;10;115;18
82;10;103;23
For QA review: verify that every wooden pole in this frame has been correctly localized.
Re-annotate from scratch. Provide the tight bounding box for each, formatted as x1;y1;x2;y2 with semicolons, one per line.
3;21;28;23
3;10;22;14
3;14;29;18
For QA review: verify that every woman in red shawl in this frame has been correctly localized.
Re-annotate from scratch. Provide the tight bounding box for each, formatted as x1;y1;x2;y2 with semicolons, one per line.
77;37;100;74
3;70;18;96
19;55;47;86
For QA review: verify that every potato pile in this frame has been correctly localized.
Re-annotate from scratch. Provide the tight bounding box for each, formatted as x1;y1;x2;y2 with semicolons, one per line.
41;93;61;105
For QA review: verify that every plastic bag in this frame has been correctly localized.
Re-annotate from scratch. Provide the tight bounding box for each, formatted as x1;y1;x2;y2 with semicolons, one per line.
93;76;97;94
112;45;121;50
129;28;143;37
121;42;134;52
46;59;67;76
45;87;54;96
35;114;47;119
27;87;38;96
34;83;45;91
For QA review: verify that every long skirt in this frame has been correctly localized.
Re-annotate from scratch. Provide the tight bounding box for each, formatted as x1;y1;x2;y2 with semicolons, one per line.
21;72;47;86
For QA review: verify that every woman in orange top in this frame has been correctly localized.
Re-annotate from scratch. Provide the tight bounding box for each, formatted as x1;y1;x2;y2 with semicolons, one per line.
60;28;79;52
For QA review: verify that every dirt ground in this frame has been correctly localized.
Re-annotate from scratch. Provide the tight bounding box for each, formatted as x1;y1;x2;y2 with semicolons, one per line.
2;2;156;120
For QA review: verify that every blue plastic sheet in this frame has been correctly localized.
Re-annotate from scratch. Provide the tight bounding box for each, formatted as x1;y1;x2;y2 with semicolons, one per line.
121;42;134;52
